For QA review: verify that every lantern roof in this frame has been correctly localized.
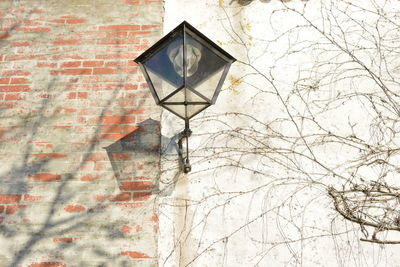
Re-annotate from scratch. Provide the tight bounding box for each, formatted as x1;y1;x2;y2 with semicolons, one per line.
135;21;236;64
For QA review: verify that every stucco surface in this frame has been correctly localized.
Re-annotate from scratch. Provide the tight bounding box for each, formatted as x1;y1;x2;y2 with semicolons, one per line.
159;0;400;266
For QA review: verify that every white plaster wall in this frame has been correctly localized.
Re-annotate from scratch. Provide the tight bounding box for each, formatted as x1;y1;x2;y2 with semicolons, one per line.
159;0;400;266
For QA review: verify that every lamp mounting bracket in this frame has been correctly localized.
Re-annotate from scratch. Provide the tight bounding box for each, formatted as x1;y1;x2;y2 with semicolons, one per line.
177;120;192;173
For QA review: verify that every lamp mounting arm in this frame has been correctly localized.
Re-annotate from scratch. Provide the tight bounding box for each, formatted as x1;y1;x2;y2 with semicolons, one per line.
177;119;192;173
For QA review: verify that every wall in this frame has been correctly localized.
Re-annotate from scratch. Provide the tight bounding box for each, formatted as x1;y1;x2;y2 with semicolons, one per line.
3;0;400;266
159;0;400;266
0;0;162;266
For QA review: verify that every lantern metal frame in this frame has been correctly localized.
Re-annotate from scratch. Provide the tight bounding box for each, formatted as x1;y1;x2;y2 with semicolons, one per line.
134;21;236;173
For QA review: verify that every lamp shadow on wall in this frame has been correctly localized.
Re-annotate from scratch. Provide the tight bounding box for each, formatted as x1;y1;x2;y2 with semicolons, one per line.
104;118;185;197
104;118;161;199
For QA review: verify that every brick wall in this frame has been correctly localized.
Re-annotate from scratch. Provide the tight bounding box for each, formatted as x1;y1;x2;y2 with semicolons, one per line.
0;0;162;266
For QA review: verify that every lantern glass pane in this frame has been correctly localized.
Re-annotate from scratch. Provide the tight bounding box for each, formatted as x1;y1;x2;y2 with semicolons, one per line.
185;32;227;101
163;103;209;119
144;33;184;101
164;88;208;104
186;104;209;118
163;104;186;119
189;67;225;102
146;69;179;102
164;88;185;103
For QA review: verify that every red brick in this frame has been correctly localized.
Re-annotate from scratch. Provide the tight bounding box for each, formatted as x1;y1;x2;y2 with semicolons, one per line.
53;125;72;129
104;61;126;67
117;99;136;106
101;125;122;133
29;173;62;182
10;78;30;84
129;31;152;38
121;225;132;233
0;102;18;108
133;192;151;201
124;0;140;4
51;68;92;75
0;30;11;38
33;153;68;159
5;93;24;100
119;181;153;191
7;54;47;61
0;194;21;204
80;174;100;181
95;53;138;59
121;251;150;259
110;153;131;161
103;116;136;124
133;108;145;114
28;262;66;267
150;215;158;222
64;108;77;114
85;153;108;161
11;41;37;46
68;92;76;99
0;206;4;213
83;61;104;67
107;31;128;38
37;62;57;68
141;25;160;30
99;25;140;31
16;27;51;32
121;67;137;74
52;19;66;24
6;205;27;214
134;45;149;51
111;192;131;202
124;84;138;90
66;19;86;24
94;195;108;201
53;237;73;243
53;39;80;45
93;68;116;75
2;70;31;76
0;85;30;92
61;61;81;68
78;92;88;99
52;54;86;60
94;162;106;171
98;39;137;45
24;20;43;26
128;61;138;66
64;205;85;213
23;194;44;202
71;91;89;100
60;15;78;19
9;7;25;13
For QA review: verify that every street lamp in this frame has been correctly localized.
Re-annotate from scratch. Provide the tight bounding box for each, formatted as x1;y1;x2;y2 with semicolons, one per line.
134;21;236;173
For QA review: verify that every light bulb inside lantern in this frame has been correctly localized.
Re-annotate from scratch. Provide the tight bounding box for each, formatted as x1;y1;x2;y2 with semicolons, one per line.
167;39;202;77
